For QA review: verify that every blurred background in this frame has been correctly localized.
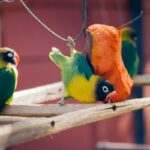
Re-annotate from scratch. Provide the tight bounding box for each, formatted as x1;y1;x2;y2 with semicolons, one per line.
0;0;150;149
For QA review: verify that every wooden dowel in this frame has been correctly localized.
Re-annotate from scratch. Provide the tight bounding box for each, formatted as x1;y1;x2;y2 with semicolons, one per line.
0;97;150;148
0;104;97;117
96;142;150;150
0;116;33;125
12;74;150;105
13;81;64;104
134;74;150;86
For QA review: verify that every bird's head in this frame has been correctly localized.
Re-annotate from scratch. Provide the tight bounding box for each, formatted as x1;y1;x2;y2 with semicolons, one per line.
0;47;20;66
95;79;118;103
121;27;137;42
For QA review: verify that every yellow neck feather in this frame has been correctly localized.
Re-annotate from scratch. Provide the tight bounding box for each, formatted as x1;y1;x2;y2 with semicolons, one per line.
67;75;99;103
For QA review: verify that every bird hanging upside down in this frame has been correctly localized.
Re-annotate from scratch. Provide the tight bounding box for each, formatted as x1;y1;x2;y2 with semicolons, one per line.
49;47;117;104
0;47;19;110
86;24;133;102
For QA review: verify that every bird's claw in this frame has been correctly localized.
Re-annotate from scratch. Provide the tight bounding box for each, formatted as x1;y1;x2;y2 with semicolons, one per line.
105;96;117;111
57;98;65;106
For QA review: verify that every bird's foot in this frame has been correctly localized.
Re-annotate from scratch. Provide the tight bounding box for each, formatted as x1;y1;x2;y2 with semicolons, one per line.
105;95;117;111
104;91;118;111
57;98;65;106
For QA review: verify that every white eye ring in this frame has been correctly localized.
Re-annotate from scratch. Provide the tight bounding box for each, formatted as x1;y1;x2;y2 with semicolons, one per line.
102;86;109;93
7;52;13;58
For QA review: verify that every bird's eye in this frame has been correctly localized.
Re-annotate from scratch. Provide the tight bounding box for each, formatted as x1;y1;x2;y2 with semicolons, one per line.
7;52;13;58
102;85;109;93
131;33;137;41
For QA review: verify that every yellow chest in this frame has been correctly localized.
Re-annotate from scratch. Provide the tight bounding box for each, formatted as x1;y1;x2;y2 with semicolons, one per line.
66;75;98;103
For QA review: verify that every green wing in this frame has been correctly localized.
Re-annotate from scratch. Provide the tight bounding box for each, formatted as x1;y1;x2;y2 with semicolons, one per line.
62;51;94;99
74;52;93;79
50;48;93;84
122;40;139;78
64;51;93;83
50;49;94;99
0;67;16;108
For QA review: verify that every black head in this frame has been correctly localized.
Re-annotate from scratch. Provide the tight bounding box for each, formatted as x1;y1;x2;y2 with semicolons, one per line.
122;27;138;42
2;50;16;65
130;30;137;42
0;47;19;66
95;79;114;101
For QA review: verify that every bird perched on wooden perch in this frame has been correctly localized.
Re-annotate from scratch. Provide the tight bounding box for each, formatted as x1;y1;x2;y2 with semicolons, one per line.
49;46;117;105
0;47;19;110
86;24;133;103
121;27;139;78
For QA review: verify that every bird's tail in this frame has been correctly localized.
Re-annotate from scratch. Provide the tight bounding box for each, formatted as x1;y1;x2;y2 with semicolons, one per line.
49;47;68;69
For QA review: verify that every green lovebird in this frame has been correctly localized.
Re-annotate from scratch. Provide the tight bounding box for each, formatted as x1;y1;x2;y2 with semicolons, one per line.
49;47;117;104
121;27;139;78
0;47;20;110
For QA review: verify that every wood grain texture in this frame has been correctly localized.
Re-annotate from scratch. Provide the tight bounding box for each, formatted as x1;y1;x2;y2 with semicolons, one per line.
133;74;150;86
12;75;150;105
0;104;97;117
13;81;64;104
97;142;150;150
0;97;150;148
0;116;34;125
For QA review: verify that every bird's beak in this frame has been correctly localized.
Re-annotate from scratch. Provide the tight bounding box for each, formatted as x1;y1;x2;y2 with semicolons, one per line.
14;52;20;66
104;91;118;103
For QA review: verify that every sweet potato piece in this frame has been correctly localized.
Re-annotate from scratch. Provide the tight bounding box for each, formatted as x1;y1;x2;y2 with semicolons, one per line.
87;24;133;102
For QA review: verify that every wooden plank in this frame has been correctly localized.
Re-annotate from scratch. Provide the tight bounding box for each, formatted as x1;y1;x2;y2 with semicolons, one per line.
134;74;150;86
96;142;150;150
12;75;150;105
0;97;150;148
0;104;97;117
13;81;64;104
0;116;33;125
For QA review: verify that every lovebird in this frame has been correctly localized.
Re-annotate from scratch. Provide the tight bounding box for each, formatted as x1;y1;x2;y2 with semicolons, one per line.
49;47;117;104
0;47;19;110
86;24;133;103
121;27;139;78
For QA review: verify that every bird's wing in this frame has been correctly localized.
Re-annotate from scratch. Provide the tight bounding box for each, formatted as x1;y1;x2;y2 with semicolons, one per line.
0;67;16;107
122;40;139;78
75;52;93;80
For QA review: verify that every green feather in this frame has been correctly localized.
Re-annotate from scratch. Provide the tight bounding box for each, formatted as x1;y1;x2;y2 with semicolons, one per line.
50;48;93;87
0;67;16;108
49;48;94;99
122;28;139;78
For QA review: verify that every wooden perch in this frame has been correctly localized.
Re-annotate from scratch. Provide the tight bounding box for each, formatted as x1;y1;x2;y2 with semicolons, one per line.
13;81;64;104
97;142;150;150
0;97;150;148
0;116;33;125
0;104;97;117
12;74;150;105
134;74;150;86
